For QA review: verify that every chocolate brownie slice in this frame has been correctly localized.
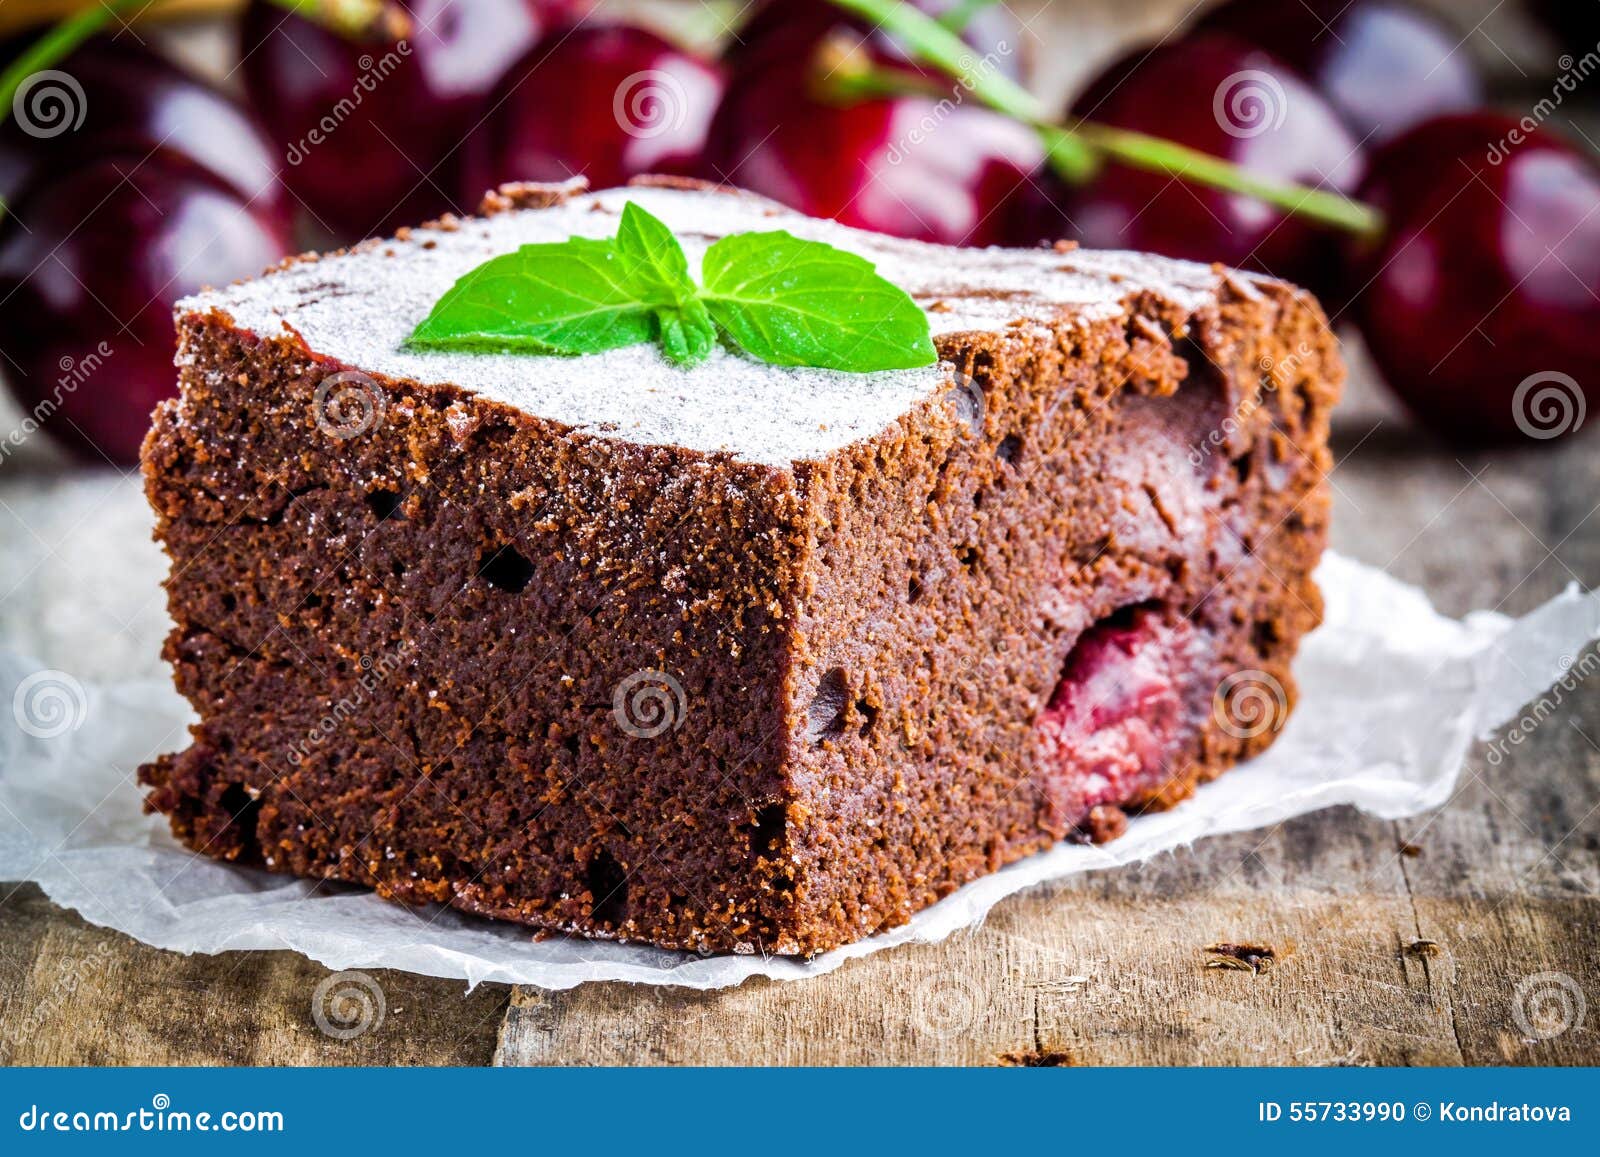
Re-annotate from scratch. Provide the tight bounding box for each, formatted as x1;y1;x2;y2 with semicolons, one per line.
139;177;1341;955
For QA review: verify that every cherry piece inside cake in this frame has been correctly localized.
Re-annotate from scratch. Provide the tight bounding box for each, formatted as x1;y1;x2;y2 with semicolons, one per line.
139;177;1341;955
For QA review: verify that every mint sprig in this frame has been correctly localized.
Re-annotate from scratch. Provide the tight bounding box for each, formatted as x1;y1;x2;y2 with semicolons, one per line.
405;202;936;373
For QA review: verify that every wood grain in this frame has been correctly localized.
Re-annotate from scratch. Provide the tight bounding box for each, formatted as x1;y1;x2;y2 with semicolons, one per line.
0;391;1595;1068
0;0;1595;1070
0;883;507;1066
487;431;1600;1067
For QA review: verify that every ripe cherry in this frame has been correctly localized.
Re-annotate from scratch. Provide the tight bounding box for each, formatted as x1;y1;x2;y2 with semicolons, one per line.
1347;114;1600;444
707;70;1044;247
0;35;289;230
0;159;292;464
460;24;724;200
727;0;1024;85
1197;0;1482;144
1040;34;1364;292
708;3;1042;248
240;0;559;238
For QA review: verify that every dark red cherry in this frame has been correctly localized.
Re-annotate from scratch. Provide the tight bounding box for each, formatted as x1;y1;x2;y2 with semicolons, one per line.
706;39;1042;248
240;0;557;238
0;35;289;230
460;24;723;200
1348;114;1600;444
709;0;1040;245
727;0;1024;84
0;159;292;464
1043;34;1364;291
1197;0;1482;144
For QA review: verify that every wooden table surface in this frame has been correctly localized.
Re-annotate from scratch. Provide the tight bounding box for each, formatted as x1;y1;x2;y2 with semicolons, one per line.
2;359;1597;1067
1;0;1595;1069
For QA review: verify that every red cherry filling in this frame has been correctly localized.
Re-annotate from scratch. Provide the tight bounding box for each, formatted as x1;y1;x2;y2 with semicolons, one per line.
1034;605;1200;836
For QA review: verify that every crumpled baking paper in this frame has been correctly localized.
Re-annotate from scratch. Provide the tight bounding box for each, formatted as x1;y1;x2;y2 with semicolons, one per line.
2;551;1597;991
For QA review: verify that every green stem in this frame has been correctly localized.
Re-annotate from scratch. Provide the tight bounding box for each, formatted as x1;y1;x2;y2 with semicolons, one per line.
1071;121;1382;235
830;0;1049;119
0;0;402;220
825;0;1384;238
936;0;1004;33
0;0;144;121
0;1;398;132
0;0;146;222
264;0;410;40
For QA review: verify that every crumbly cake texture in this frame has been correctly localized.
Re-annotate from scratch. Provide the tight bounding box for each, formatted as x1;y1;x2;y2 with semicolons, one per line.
140;177;1342;956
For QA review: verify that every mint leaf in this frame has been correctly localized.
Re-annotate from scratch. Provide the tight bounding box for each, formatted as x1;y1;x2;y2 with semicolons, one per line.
405;201;937;374
656;299;716;368
615;201;696;303
701;231;936;372
406;236;655;355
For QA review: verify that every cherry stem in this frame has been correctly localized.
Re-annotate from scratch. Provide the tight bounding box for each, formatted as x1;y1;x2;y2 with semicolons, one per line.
0;0;146;222
0;0;143;123
263;0;412;40
936;0;1005;33
825;0;1385;238
0;0;405;221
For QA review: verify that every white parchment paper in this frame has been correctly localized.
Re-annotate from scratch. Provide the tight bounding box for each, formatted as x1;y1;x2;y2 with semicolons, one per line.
2;552;1597;990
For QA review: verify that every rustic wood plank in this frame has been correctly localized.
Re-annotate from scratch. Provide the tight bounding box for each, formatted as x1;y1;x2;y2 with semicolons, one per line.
496;825;1475;1066
0;884;507;1066
493;424;1600;1066
1;351;1594;1068
2;0;1595;1070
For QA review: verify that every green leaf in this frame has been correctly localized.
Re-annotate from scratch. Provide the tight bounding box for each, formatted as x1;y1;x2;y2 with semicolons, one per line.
656;299;717;368
405;202;938;374
615;201;696;304
406;236;656;355
700;231;936;372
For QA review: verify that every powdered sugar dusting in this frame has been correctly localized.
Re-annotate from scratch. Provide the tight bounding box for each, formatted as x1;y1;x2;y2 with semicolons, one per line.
183;185;1235;467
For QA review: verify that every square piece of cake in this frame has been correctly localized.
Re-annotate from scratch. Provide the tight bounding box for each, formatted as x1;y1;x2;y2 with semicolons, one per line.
140;178;1341;955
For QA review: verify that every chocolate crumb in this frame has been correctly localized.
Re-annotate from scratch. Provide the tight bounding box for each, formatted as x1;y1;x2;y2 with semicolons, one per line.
1084;804;1128;843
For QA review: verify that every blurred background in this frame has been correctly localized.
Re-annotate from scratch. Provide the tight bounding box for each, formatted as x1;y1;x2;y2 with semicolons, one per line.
0;0;1596;678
